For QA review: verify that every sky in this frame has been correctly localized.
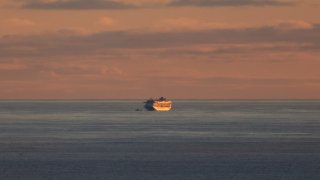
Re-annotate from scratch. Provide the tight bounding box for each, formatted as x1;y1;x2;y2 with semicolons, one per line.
0;0;320;99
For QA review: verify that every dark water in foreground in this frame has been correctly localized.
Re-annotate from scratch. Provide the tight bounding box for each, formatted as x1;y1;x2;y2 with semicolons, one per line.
0;100;320;180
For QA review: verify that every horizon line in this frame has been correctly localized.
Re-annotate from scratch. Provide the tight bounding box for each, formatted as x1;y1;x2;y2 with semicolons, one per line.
1;98;320;101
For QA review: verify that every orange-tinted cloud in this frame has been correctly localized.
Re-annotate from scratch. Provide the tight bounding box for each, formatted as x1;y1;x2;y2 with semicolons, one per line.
5;18;35;26
97;17;117;27
153;17;246;31
169;0;294;7
273;20;314;30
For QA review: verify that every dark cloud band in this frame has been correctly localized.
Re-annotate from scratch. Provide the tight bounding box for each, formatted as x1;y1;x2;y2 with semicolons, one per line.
19;0;294;10
23;0;136;10
1;24;319;58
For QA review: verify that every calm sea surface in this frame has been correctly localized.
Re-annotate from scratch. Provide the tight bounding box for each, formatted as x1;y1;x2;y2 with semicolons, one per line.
0;100;319;180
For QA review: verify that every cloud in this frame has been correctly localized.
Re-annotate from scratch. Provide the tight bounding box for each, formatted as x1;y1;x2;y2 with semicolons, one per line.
0;22;319;99
273;20;314;30
2;0;297;9
0;23;319;59
153;17;244;31
157;43;315;59
22;0;136;10
144;75;320;87
198;77;320;86
5;18;35;26
169;0;294;7
97;17;117;27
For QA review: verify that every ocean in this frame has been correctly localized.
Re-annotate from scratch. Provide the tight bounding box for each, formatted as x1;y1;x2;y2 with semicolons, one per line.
0;100;319;180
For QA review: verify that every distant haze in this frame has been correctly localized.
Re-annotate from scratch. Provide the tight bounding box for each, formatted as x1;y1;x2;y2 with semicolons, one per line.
0;0;320;99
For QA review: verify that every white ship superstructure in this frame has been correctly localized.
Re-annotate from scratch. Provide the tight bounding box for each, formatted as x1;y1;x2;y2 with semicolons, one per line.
144;97;172;111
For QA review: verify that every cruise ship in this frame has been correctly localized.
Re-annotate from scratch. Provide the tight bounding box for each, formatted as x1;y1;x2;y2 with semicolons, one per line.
144;97;172;111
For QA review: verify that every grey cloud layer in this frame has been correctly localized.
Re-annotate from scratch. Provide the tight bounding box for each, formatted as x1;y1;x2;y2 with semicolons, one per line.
19;0;294;9
23;0;136;9
1;25;319;58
